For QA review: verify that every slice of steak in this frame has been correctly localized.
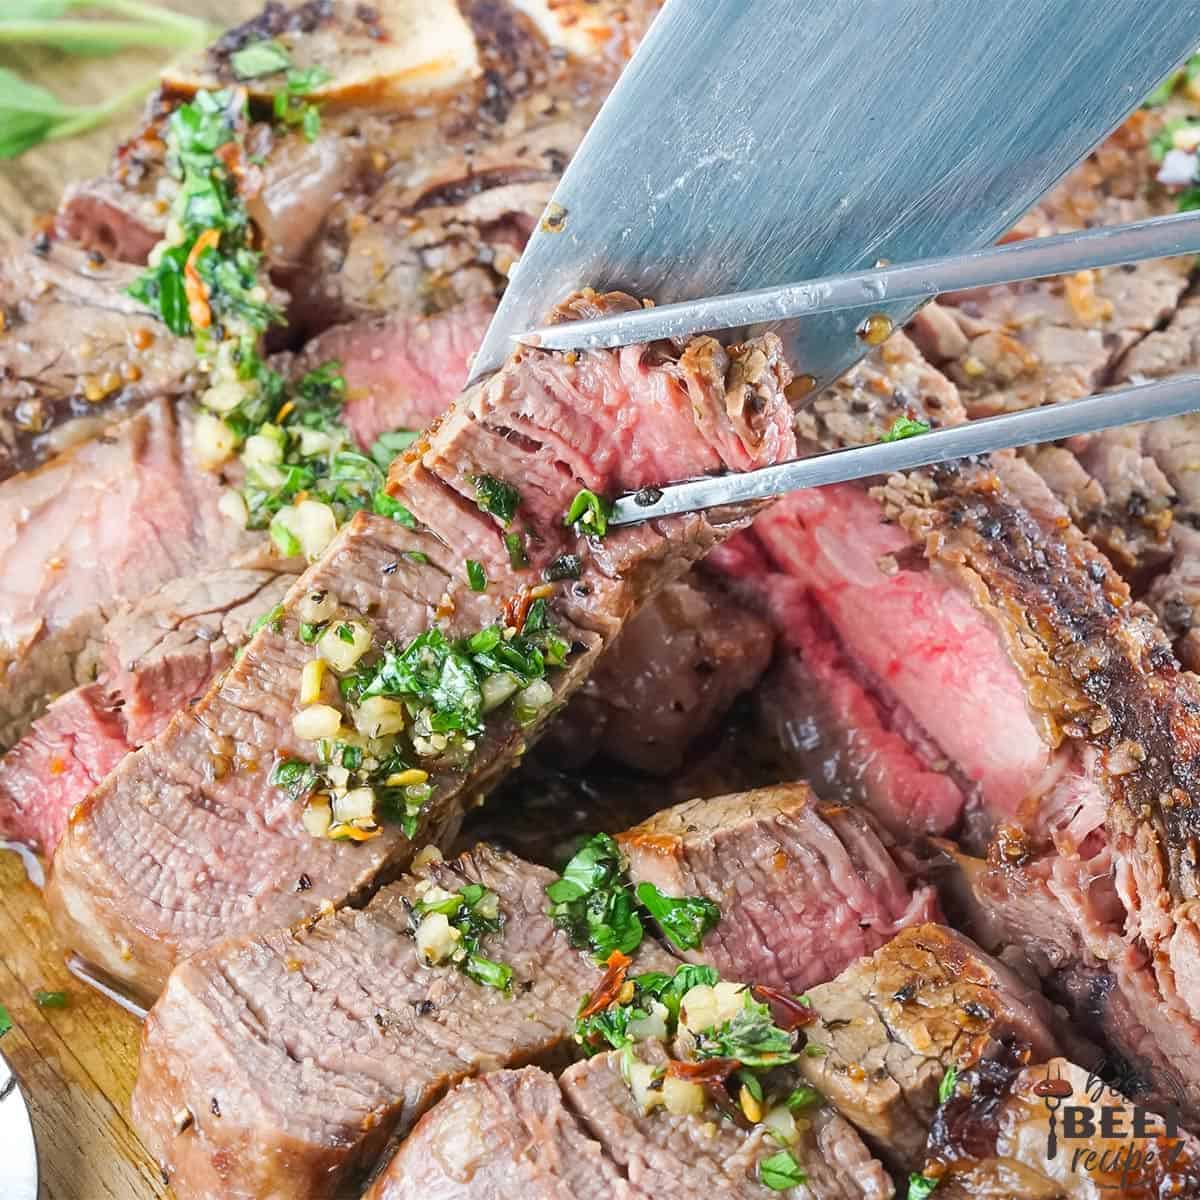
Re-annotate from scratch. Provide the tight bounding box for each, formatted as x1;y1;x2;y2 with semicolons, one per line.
559;1041;893;1199
363;1067;633;1200
0;397;260;755
134;844;656;1200
0;684;130;855
0;568;292;855
937;843;1200;1126
542;577;775;774
793;924;1061;1170
709;330;1200;1123
923;1052;1200;1198
0;238;196;479
618;783;938;993
46;292;797;999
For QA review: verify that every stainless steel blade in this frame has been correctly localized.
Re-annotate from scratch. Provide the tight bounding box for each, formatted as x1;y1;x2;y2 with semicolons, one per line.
0;1050;39;1200
519;212;1200;351
609;375;1200;526
471;0;1200;385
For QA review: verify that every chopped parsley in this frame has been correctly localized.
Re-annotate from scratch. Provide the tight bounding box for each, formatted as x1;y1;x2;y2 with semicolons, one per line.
938;1064;958;1104
33;990;68;1010
1145;54;1200;107
635;882;720;952
505;531;528;570
907;1174;939;1199
412;883;512;991
785;1085;822;1111
230;38;292;80
373;491;417;527
575;962;719;1054
248;603;285;637
370;428;420;469
760;1150;807;1191
272;65;331;142
473;474;520;524
466;560;487;592
546;834;720;963
881;415;930;442
565;488;613;537
693;992;800;1069
128;89;276;339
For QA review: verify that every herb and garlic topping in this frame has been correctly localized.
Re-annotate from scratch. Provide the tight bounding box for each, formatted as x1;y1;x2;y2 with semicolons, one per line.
273;595;571;844
546;832;721;963
126;83;421;562
409;879;512;992
573;955;824;1193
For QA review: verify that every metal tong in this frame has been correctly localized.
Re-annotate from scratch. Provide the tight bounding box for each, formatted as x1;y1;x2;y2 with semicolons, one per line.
517;212;1200;527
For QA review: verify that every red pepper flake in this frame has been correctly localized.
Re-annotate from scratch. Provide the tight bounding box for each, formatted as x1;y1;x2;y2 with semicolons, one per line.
751;984;817;1030
665;1057;741;1083
184;229;220;330
578;950;631;1020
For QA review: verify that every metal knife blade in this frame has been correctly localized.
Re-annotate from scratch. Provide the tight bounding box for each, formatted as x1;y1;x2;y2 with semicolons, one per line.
0;1050;39;1200
470;0;1200;385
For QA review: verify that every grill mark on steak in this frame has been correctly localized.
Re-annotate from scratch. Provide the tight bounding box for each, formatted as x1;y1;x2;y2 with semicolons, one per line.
46;293;797;1000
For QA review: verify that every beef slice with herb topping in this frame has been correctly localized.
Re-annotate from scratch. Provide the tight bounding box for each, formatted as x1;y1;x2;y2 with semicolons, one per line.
618;784;940;994
793;924;1061;1171
134;844;674;1200
557;1042;893;1199
47;289;797;1001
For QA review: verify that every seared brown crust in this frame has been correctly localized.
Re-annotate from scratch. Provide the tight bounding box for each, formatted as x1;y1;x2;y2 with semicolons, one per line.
875;452;1200;906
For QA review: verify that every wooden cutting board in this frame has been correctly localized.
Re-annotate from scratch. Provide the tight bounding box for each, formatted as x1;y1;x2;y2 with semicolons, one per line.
0;6;251;1197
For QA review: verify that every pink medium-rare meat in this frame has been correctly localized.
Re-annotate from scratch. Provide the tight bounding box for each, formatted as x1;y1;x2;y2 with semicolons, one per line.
750;484;1053;823
618;784;938;993
0;569;293;855
746;578;964;837
299;298;497;446
0;684;131;854
0;398;259;755
46;293;797;1000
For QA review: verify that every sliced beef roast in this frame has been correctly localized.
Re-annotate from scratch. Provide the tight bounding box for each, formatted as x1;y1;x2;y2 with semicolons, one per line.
132;781;928;1198
135;844;654;1200
0;398;261;755
47;293;797;999
710;327;1200;1124
0;567;294;854
362;1067;635;1200
618;784;937;993
794;924;1061;1170
558;1044;892;1200
0;239;196;478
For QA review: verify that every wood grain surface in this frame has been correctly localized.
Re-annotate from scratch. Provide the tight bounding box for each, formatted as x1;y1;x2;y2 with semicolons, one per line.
0;8;251;1197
